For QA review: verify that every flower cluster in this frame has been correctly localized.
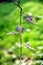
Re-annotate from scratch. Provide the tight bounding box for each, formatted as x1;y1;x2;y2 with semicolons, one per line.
16;26;25;32
23;14;36;24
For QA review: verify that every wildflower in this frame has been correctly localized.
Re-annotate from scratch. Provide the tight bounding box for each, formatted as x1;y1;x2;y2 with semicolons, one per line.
26;16;35;24
16;26;25;32
23;14;36;24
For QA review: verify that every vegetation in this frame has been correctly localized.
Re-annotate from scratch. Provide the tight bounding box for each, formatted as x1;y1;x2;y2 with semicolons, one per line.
0;0;43;65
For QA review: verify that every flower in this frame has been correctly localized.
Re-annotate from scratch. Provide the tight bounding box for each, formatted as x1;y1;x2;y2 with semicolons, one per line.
23;14;36;24
16;26;25;32
26;16;35;24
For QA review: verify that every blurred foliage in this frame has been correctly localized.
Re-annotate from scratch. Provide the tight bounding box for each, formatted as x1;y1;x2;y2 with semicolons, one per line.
0;0;43;65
